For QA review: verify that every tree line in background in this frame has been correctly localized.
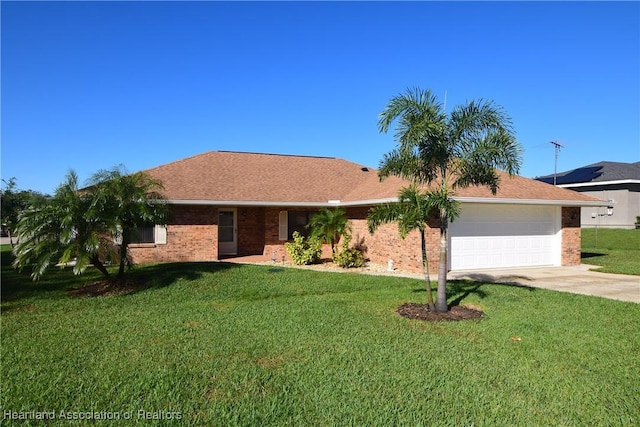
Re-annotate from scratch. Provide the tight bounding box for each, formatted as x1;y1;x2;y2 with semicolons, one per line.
1;178;49;245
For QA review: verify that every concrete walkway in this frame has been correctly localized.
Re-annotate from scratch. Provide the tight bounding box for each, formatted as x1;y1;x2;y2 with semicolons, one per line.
448;265;640;304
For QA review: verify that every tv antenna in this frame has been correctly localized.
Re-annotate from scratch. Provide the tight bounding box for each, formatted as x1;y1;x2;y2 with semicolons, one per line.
550;141;564;185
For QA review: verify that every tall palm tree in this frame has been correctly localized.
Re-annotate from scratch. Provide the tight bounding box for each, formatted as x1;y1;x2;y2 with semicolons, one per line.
367;185;444;309
307;208;350;254
378;87;522;312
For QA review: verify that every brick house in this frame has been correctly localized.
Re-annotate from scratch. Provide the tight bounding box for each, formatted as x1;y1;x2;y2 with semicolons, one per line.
129;150;605;274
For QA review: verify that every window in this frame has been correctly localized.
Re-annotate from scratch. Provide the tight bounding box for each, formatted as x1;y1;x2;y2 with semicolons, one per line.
126;225;167;245
279;210;310;240
129;226;155;244
289;211;310;238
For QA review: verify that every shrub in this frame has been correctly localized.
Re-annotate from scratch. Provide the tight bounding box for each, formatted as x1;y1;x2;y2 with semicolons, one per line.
332;234;365;268
284;231;322;265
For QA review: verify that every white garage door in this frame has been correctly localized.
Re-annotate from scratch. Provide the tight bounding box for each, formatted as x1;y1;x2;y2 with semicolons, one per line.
449;204;561;271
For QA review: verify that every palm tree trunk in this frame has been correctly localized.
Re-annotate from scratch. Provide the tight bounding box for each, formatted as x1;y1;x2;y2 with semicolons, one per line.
420;229;435;310
118;233;130;280
435;216;448;312
91;255;111;279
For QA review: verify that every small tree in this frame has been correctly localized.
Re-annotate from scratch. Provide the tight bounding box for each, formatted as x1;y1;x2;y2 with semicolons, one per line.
307;208;350;254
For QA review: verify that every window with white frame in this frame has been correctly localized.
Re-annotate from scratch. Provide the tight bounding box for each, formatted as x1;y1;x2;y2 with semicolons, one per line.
278;210;311;240
124;225;167;245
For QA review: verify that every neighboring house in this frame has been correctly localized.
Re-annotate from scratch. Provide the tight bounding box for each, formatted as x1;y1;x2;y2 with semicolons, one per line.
130;150;605;274
536;161;640;229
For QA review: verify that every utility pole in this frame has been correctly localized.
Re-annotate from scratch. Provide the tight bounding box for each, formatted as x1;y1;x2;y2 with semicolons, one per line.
550;141;563;186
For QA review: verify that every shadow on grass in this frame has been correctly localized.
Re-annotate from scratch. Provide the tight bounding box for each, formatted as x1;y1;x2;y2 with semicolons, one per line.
411;277;536;308
582;252;606;260
1;245;241;311
126;261;240;292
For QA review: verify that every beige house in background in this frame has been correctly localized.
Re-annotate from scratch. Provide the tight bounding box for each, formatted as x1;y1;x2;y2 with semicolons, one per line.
536;161;640;229
129;150;606;274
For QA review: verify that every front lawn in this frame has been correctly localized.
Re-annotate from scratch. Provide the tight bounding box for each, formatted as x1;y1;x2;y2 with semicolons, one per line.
581;228;640;275
1;246;639;426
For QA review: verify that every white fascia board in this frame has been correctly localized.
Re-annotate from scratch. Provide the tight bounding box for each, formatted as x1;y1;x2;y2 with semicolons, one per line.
166;198;400;207
557;179;640;189
338;198;399;207
166;199;350;207
166;197;608;208
452;197;609;207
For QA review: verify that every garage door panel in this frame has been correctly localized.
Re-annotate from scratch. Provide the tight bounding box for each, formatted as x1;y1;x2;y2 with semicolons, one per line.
450;204;560;270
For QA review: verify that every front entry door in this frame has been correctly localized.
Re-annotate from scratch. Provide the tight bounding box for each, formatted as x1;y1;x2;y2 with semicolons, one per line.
218;209;237;256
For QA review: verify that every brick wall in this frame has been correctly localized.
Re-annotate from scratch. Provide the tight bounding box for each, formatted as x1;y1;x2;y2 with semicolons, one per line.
262;207;286;261
129;205;218;264
346;207;441;274
262;207;333;261
561;206;581;266
129;203;583;272
237;207;265;256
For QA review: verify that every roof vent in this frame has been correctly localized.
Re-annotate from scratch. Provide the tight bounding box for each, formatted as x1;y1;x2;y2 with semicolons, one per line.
361;167;369;172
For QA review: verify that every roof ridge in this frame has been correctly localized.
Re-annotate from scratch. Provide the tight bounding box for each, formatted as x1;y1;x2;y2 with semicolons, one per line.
215;150;337;160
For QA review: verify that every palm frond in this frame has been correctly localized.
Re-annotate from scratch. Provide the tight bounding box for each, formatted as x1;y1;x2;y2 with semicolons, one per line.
307;208;349;251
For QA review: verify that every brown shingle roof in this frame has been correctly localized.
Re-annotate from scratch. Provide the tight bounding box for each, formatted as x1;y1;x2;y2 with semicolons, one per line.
143;151;604;206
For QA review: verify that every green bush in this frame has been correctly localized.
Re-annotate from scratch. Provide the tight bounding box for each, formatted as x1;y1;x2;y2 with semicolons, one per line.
284;231;322;265
332;234;365;268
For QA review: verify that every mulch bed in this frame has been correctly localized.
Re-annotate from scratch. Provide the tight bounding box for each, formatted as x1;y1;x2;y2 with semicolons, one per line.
397;303;485;322
68;279;147;298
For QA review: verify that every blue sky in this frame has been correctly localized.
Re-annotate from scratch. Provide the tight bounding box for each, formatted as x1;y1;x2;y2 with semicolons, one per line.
2;1;639;195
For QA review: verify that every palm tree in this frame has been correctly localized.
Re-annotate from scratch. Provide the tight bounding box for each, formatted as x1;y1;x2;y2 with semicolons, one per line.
13;166;166;282
378;87;522;312
89;166;167;280
13;171;114;280
307;207;350;255
367;185;444;309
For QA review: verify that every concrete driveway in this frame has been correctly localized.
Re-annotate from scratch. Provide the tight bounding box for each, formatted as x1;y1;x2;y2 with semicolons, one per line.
449;265;640;303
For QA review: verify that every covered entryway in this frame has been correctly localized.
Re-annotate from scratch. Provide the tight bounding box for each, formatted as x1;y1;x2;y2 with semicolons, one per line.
218;208;238;256
449;203;561;271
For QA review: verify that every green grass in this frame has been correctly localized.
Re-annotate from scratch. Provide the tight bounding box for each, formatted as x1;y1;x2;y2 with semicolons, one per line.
581;228;640;275
2;245;639;426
